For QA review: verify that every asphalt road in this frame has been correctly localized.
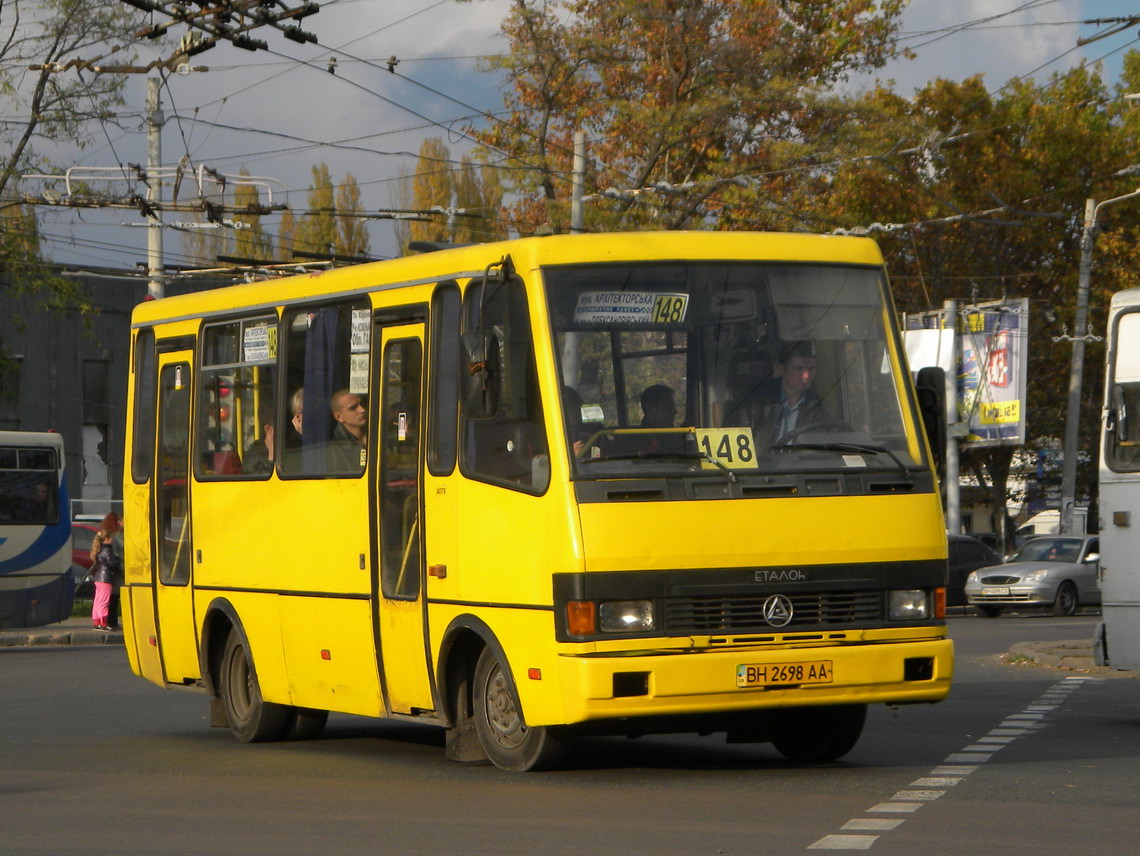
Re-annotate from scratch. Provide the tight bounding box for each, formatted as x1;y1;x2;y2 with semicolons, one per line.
1;614;1136;856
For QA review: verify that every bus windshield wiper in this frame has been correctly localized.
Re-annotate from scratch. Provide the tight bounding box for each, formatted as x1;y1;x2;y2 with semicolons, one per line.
577;447;737;482
775;442;911;476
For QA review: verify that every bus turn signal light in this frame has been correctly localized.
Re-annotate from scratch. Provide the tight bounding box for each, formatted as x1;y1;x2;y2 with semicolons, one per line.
567;601;596;636
934;587;946;619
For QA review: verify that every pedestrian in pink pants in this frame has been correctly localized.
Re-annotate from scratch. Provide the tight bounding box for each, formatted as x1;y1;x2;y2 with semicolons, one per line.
89;512;122;631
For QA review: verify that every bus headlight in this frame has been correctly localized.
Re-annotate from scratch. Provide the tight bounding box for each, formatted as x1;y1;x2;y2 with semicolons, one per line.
599;600;654;633
889;589;929;620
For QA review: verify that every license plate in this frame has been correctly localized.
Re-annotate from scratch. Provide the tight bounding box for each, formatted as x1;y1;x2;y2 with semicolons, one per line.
736;660;833;688
982;586;1010;596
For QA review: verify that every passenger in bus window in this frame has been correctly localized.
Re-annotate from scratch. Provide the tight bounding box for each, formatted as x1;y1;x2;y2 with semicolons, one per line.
637;384;685;453
17;481;53;523
290;387;304;437
753;340;823;445
640;384;678;430
328;389;368;470
244;400;276;474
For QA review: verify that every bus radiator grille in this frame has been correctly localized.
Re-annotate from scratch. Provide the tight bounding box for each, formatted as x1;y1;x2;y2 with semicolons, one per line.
664;590;881;633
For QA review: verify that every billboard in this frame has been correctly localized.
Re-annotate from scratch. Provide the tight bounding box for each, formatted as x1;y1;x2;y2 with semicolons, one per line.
903;299;1030;447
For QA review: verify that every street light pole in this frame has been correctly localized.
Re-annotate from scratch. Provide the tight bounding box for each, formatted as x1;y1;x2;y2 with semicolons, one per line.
1060;190;1140;533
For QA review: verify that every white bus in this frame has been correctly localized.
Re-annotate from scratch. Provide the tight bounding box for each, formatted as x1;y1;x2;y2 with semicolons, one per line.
0;431;74;628
1096;287;1140;669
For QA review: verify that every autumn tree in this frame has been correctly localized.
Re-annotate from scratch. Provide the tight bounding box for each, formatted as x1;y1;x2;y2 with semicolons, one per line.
232;171;274;262
277;164;371;260
1;0;156;365
800;62;1140;525
470;0;908;235
409;138;453;245
453;154;507;244
336;174;370;257
292;163;338;257
397;138;508;252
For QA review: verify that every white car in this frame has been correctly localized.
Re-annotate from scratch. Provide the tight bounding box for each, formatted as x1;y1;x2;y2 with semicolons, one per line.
965;535;1101;617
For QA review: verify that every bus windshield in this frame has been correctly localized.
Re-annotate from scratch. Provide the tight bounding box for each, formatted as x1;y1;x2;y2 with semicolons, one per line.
546;261;918;478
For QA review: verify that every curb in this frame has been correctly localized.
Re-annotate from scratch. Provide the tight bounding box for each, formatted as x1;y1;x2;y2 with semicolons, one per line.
0;628;122;648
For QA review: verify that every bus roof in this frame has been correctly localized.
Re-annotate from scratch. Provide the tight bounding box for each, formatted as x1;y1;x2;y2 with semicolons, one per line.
131;231;884;327
0;431;64;449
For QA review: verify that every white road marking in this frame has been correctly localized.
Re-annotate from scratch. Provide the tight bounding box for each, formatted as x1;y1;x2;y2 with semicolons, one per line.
809;834;879;850
805;677;1095;851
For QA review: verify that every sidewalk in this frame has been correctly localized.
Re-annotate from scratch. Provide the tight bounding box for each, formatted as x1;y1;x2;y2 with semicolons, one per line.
1005;638;1139;677
0;616;123;648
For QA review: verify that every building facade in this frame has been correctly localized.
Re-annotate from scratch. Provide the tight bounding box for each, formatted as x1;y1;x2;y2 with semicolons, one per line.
0;267;230;516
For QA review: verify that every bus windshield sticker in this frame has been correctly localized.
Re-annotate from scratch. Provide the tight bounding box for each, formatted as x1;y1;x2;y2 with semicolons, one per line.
350;309;371;353
573;291;689;326
243;323;272;362
350;354;369;394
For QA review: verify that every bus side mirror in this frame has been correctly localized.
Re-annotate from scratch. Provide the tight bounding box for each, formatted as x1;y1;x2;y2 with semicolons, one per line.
462;331;501;419
915;366;946;476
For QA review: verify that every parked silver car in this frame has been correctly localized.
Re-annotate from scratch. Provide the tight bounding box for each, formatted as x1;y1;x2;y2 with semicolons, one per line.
965;535;1101;617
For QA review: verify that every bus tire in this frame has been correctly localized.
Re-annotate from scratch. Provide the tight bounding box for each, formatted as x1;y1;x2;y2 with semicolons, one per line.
771;704;866;764
219;630;291;743
286;707;329;740
472;647;571;771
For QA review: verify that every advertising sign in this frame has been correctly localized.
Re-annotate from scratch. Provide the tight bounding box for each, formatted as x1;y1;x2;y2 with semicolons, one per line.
958;299;1029;446
902;299;1029;447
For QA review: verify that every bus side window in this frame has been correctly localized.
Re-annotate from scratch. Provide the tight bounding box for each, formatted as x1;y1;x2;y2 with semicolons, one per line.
460;276;549;492
1109;382;1140;469
131;327;157;484
427;283;460;476
279;300;371;478
197;316;278;480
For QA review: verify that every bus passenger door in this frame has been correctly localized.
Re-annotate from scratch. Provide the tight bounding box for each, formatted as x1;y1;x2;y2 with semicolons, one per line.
152;355;199;684
374;324;434;713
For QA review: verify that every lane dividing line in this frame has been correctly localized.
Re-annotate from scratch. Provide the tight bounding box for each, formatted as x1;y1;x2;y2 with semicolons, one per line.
806;676;1097;851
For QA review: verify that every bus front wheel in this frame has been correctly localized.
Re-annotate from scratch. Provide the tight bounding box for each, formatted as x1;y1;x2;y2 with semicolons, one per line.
771;704;867;764
472;647;571;771
219;630;291;742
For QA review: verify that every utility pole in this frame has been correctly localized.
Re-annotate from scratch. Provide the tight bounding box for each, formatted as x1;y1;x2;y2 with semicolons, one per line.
146;77;165;299
570;130;585;234
1060;191;1140;533
944;299;961;535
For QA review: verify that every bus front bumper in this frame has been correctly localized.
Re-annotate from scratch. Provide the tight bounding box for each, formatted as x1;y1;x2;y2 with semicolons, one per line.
552;635;953;725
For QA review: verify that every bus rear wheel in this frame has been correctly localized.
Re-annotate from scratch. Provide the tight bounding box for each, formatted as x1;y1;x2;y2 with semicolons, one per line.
286;707;329;740
770;704;867;764
472;647;571;771
219;630;291;742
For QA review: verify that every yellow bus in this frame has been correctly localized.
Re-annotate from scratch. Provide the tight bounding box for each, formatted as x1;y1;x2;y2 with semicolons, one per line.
122;231;952;770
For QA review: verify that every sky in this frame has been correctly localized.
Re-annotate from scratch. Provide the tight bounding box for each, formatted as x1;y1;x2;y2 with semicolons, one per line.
12;0;1140;272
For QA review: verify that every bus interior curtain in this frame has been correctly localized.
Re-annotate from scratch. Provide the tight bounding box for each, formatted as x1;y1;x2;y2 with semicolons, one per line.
302;308;340;470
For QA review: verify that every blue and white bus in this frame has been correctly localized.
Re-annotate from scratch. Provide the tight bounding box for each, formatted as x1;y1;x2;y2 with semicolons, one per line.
0;431;74;628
